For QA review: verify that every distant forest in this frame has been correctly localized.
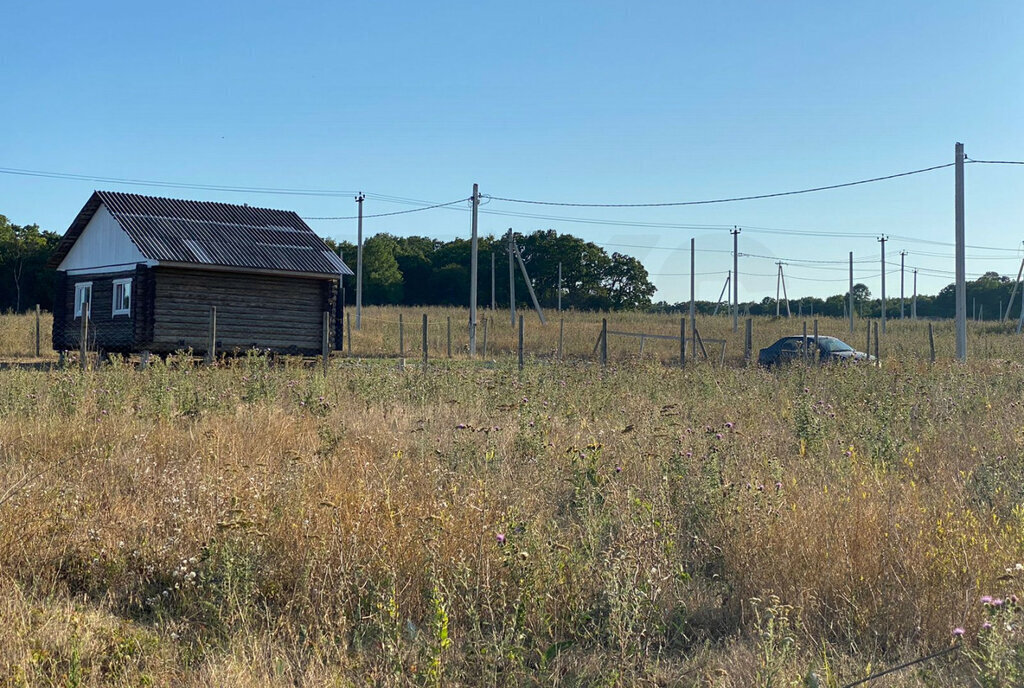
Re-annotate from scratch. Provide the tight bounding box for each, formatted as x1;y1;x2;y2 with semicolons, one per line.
1;211;1022;320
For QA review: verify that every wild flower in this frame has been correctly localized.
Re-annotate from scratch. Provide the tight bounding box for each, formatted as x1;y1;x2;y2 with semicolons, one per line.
496;533;506;545
982;595;994;605
953;627;965;637
725;422;734;429
982;621;993;630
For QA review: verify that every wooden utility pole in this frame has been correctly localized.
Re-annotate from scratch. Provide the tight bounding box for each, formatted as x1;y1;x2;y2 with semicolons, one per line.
776;263;783;317
1002;254;1024;322
507;229;516;326
879;236;887;333
355;193;364;330
849;252;855;334
513;241;545;324
955;142;967;361
731;227;740;331
780;264;791;318
713;271;730;316
469;183;479;356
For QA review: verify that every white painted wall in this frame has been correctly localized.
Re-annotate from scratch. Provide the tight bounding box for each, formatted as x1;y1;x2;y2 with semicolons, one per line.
58;204;153;275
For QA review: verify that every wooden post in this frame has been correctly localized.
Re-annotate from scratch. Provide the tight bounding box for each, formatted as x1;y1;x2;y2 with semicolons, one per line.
680;318;686;367
744;318;752;363
802;321;808;361
873;321;880;364
422;313;428;368
928;323;935;362
346;312;352;355
447;316;452;358
482;317;489;358
600;318;608;367
205;306;217;365
322;311;330;375
639;335;645;356
80;301;90;371
518;314;525;370
558;318;564;361
694;326;708;359
35;304;40;357
813;319;818;362
399;313;405;357
866;320;871;359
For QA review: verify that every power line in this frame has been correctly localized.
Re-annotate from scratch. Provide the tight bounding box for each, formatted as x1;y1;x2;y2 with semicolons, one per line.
304;198;469;220
966;159;1024;165
486;162;956;208
0;165;361;198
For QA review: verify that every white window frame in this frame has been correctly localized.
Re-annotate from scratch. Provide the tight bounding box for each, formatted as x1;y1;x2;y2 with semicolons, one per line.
74;282;93;318
112;278;133;317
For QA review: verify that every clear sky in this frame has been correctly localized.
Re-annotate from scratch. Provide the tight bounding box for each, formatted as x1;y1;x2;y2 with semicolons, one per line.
3;1;1022;304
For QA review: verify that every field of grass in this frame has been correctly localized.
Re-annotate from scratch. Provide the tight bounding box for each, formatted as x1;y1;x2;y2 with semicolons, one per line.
1;310;1024;685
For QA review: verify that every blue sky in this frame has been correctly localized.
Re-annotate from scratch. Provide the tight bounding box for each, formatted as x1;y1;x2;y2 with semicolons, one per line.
2;1;1022;303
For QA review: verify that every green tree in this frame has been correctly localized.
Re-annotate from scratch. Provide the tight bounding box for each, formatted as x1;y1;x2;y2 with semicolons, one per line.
0;216;60;312
362;235;404;304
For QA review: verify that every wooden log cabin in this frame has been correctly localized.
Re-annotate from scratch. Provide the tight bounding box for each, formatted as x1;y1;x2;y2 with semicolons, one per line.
49;191;353;355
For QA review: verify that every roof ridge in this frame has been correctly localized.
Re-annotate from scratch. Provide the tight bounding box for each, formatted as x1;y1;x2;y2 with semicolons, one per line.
95;189;299;217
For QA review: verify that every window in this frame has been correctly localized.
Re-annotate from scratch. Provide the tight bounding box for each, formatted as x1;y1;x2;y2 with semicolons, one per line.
74;282;93;318
112;278;132;316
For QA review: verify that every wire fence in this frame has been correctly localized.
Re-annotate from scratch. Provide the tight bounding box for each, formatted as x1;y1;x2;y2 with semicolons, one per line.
6;306;1024;370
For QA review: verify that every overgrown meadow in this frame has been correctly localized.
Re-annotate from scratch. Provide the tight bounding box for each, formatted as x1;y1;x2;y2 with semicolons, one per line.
1;311;1024;686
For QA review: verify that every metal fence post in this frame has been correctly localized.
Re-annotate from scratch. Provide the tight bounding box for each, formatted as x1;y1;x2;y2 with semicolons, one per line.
744;318;752;363
422;313;428;368
600;318;608;367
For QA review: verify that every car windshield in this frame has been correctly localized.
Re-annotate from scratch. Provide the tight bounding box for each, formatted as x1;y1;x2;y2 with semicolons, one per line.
819;338;854;353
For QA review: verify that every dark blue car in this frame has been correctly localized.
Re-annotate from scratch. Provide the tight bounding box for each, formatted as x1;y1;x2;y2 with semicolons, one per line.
758;335;874;367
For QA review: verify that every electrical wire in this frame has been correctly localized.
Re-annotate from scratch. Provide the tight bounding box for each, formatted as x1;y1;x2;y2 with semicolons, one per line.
485;163;956;208
0;165;361;198
304;198;470;220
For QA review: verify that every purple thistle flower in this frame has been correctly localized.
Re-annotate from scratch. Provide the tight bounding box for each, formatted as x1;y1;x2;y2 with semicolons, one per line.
496;533;506;545
982;621;993;631
615;465;622;473
775;481;783;490
1010;595;1019;605
715;433;723;440
981;595;993;605
952;627;965;637
993;598;1005;608
724;422;734;429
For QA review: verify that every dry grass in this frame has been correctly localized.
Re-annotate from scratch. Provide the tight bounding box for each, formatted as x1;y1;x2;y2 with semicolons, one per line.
1;313;1023;685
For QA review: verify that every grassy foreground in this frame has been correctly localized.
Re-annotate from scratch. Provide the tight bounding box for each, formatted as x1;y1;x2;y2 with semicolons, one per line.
1;348;1024;686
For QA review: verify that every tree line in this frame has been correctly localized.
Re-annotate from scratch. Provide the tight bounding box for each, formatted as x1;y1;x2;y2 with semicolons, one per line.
651;272;1023;321
2;209;1022;321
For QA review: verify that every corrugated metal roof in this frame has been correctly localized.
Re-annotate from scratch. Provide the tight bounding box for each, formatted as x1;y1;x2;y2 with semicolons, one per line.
49;191;353;277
